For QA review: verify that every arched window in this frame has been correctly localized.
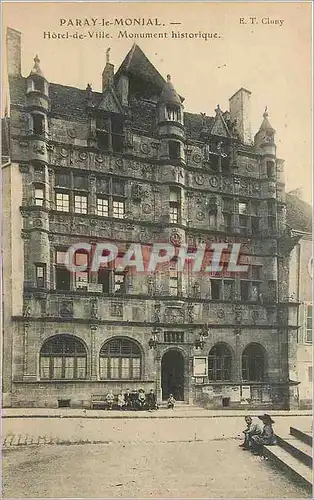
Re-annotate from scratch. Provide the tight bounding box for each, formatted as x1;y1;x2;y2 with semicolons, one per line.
99;337;141;380
208;343;232;381
40;335;87;380
242;343;265;381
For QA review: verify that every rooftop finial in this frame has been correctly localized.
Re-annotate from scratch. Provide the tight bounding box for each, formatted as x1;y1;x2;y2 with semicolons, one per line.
167;74;171;82
30;54;44;77
106;47;111;64
263;106;268;118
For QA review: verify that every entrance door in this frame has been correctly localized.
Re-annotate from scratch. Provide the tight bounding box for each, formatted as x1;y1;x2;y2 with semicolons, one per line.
161;350;185;401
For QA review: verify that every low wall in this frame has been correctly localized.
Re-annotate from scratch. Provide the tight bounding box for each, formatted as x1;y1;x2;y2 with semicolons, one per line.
9;381;156;408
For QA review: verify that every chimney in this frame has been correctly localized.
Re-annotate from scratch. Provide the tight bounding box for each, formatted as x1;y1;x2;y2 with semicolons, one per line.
229;88;252;145
6;28;21;76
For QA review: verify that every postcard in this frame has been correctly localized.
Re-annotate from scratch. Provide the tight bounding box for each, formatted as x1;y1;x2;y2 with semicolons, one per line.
1;2;312;499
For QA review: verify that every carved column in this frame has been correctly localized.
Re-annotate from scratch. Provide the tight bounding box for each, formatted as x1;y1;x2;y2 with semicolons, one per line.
155;352;162;404
23;320;29;376
90;174;97;215
23;318;37;381
188;355;194;404
90;324;98;380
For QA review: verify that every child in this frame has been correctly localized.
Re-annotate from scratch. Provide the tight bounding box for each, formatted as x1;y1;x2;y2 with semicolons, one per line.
251;414;277;455
167;394;176;409
105;390;115;410
117;392;125;410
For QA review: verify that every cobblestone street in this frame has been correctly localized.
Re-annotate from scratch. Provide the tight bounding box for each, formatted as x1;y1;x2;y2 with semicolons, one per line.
2;414;312;498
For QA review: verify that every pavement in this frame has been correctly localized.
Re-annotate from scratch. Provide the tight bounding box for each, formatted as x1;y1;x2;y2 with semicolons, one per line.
2;417;312;498
2;410;312;498
2;412;312;449
2;406;312;419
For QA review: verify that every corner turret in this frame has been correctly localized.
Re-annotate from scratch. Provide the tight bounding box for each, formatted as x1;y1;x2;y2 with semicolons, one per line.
157;75;185;164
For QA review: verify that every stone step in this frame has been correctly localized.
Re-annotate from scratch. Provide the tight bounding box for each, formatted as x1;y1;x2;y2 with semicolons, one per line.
158;402;197;410
290;426;312;447
263;445;312;490
276;434;312;468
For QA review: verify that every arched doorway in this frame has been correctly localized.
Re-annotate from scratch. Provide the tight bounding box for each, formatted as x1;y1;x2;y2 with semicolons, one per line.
161;350;185;401
242;343;265;381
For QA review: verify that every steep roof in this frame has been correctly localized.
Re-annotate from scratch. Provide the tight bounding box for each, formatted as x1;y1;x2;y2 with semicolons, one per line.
8;74;214;136
29;55;45;78
159;75;182;106
286;191;312;234
258;108;275;132
114;44;165;90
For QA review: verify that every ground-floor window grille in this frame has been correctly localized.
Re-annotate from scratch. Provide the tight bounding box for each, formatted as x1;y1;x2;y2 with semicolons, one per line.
242;343;265;381
208;343;232;381
99;338;141;380
40;335;87;380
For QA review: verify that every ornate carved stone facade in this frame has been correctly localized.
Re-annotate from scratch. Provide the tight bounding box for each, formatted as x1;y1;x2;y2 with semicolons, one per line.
1;28;300;408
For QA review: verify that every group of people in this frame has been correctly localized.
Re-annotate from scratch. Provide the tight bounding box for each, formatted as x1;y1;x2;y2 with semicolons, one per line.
104;389;176;411
239;413;277;456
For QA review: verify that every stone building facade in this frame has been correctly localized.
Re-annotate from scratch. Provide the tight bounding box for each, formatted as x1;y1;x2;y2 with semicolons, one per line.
287;191;312;409
2;28;300;409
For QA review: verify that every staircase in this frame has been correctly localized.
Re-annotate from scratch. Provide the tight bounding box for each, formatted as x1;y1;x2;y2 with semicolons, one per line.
263;427;313;490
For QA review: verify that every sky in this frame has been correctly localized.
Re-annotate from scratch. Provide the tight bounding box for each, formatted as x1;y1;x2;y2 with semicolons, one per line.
2;2;312;204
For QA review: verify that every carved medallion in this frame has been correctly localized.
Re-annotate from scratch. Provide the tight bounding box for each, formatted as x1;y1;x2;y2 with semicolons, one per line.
142;203;152;214
67;128;77;139
195;174;204;185
170;232;181;245
59;148;68;158
196;211;205;221
217;308;225;319
252;310;259;321
209;176;219;188
140;142;151;155
192;153;202;164
33;219;43;228
79;151;88;161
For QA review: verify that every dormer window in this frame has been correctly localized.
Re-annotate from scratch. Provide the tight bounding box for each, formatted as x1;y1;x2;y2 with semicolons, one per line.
33;78;45;93
167;106;180;122
96;113;124;153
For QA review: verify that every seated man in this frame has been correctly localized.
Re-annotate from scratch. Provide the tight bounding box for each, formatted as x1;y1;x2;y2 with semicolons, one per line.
136;389;147;410
239;416;261;450
130;389;139;410
124;389;132;410
147;389;158;410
